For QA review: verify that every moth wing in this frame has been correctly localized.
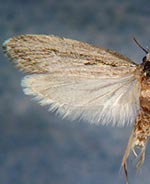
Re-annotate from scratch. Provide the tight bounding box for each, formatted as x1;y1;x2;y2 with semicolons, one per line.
21;73;140;126
3;34;140;126
3;34;136;75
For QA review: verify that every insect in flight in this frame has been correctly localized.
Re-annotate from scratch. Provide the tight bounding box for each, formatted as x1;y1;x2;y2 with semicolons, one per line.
2;34;150;184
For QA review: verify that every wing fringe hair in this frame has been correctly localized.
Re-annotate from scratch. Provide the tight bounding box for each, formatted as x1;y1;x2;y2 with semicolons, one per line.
21;74;140;126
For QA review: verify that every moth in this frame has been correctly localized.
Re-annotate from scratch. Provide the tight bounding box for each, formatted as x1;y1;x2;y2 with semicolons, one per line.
2;34;150;184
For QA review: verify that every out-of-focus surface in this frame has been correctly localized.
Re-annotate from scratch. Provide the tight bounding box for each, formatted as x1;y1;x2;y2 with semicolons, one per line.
1;0;150;184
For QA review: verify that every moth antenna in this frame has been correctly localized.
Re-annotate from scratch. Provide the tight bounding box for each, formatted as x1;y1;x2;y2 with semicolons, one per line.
133;37;148;54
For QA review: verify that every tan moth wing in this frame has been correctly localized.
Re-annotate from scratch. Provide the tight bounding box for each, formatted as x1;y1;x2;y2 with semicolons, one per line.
2;34;140;126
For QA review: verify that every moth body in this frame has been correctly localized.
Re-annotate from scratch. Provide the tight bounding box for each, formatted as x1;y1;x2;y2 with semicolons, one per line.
2;34;150;184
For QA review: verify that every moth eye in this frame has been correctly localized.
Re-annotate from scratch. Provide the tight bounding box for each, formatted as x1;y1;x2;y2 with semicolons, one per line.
142;56;146;63
146;72;150;79
143;61;150;72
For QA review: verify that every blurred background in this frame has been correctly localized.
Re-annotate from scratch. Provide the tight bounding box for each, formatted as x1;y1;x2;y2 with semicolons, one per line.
1;0;150;184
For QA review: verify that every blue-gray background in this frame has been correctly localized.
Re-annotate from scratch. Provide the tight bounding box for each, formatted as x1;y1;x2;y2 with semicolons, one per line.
1;0;150;184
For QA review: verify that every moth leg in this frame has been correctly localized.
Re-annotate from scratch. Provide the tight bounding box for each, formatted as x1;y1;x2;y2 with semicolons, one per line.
136;139;147;169
132;148;138;157
122;127;136;184
122;111;150;184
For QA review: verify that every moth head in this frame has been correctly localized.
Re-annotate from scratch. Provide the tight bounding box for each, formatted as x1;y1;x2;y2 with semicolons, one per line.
143;54;150;79
142;53;150;63
142;51;150;80
133;37;150;79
